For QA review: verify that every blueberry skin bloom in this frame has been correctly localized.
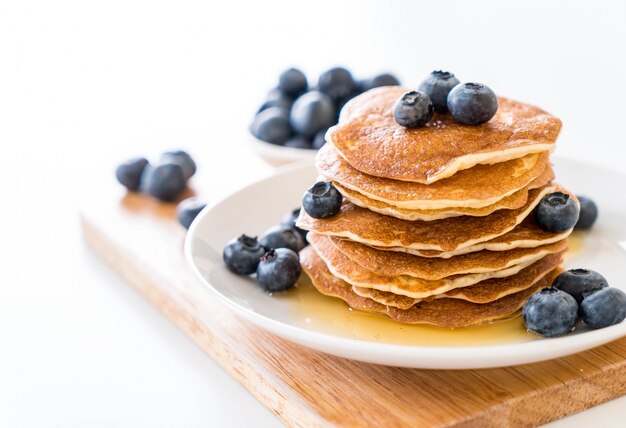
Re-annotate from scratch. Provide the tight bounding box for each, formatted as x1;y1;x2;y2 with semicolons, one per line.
140;162;187;202
223;235;266;276
278;68;308;97
290;91;336;137
259;224;306;253
115;157;149;191
553;268;608;304
534;192;580;232
418;70;460;113
447;82;498;125
317;67;356;101
176;197;207;230
574;196;599;230
523;288;579;337
302;181;343;219
250;107;292;145
161;150;196;180
393;91;434;128
256;248;302;292
580;288;626;329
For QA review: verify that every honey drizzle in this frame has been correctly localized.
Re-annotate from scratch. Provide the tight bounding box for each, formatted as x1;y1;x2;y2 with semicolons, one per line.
280;232;584;347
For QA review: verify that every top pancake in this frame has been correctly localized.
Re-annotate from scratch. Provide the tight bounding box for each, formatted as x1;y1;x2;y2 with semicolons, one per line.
329;86;561;183
318;143;551;209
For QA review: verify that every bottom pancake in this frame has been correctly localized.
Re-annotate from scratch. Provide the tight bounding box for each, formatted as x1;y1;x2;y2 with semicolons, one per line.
300;246;562;328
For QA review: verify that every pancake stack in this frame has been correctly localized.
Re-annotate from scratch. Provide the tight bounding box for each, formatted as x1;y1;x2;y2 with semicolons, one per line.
296;86;574;328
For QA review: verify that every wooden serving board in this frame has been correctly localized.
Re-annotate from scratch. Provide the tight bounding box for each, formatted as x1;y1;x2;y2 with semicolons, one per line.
81;178;626;428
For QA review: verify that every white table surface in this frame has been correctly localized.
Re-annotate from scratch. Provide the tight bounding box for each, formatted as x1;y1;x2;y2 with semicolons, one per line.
2;0;626;426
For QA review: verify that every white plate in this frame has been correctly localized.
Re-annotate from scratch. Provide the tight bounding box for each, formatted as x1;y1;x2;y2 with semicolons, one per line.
185;158;626;369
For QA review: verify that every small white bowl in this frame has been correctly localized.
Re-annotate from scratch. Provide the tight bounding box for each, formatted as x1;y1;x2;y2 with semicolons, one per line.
248;133;318;167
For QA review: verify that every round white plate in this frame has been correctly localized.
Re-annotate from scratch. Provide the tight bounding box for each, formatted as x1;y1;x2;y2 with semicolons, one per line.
185;158;626;369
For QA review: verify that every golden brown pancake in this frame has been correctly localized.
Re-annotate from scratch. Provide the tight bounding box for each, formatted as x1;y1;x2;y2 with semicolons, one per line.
380;218;573;258
327;233;567;279
301;246;387;315
308;233;552;299
333;164;553;221
353;252;564;308
297;185;567;252
300;246;562;328
317;143;552;209
330;86;561;184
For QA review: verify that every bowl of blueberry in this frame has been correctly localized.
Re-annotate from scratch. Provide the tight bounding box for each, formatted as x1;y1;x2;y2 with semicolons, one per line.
249;67;401;166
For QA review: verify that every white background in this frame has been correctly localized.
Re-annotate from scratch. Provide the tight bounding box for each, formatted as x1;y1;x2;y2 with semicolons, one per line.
2;0;626;426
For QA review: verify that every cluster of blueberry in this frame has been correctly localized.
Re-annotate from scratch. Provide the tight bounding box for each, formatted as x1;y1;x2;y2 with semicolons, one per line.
524;194;626;336
250;67;400;150
116;150;196;201
223;180;348;291
116;150;207;230
223;209;308;292
394;71;498;128
523;269;626;337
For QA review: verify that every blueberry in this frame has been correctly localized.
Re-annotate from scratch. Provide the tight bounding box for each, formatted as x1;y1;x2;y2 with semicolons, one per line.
393;91;434;128
278;68;308;97
361;73;400;92
575;196;598;230
580;288;626;329
282;208;308;241
553;269;608;304
534;192;580;232
115;157;149;191
140;162;186;202
283;135;312;150
259;224;306;253
256;248;301;292
223;235;266;275
354;79;369;93
523;288;578;337
418;70;460;113
447;82;498;125
318;67;355;101
312;130;326;150
290;91;336;137
251;107;292;144
176;197;207;230
302;181;342;219
258;88;293;113
161;150;196;180
334;91;360;116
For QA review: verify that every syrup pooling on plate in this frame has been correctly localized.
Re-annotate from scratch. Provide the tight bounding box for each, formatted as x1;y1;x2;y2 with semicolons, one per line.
565;232;584;263
282;276;538;347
